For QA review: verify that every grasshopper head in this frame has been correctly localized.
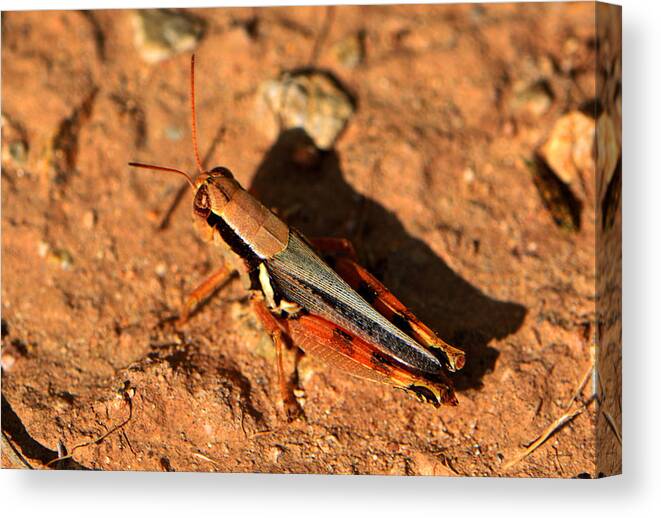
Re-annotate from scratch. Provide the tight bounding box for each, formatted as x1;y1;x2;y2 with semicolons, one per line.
131;58;275;255
191;166;240;242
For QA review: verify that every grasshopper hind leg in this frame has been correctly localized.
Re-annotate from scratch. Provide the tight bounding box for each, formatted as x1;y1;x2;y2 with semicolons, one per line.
252;278;457;408
311;237;466;372
286;313;458;407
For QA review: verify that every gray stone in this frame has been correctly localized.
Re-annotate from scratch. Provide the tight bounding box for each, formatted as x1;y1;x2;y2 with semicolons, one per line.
133;9;204;64
256;71;355;150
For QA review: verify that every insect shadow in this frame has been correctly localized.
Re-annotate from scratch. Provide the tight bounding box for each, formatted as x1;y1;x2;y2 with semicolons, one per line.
249;128;526;391
1;394;88;470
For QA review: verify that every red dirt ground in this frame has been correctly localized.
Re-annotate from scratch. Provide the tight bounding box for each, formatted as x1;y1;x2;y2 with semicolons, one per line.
1;3;620;476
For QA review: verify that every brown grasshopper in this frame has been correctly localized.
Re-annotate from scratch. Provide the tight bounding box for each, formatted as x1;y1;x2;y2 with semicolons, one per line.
130;56;465;415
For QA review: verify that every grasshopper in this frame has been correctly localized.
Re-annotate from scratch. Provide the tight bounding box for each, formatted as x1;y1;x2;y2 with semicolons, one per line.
130;56;465;415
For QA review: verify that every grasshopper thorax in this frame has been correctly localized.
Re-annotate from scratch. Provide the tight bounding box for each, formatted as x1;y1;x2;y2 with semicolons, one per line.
191;167;290;261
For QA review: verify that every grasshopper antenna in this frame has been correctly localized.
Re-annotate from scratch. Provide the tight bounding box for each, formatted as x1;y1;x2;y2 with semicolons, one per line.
128;162;196;190
190;54;205;176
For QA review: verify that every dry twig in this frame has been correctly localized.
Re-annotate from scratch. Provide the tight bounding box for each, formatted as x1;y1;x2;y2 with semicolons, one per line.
564;364;593;409
192;452;220;468
503;408;583;471
45;391;134;468
603;410;622;445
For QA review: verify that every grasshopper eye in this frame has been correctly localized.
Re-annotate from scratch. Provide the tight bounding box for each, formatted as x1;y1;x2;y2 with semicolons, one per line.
194;185;211;216
209;166;234;179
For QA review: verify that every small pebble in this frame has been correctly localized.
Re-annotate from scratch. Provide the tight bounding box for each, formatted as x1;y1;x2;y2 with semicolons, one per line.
38;241;50;258
1;353;16;371
155;262;167;278
511;80;553;117
164;126;184;141
270;446;284;463
293;388;306;408
7;141;28;165
133;9;204;64
48;248;74;271
325;434;339;445
1;115;29;167
83;210;96;229
256;71;355;150
539;111;595;186
332;33;365;68
295;354;317;384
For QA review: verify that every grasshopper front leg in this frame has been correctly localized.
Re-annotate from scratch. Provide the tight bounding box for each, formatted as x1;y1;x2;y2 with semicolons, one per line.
310;237;466;372
177;264;234;328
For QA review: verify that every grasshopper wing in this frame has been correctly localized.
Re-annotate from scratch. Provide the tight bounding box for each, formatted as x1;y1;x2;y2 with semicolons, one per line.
267;232;444;376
